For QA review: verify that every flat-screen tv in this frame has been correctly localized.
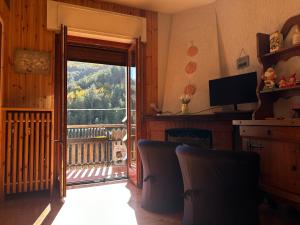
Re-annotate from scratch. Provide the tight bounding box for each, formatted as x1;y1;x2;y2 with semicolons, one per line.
209;72;258;110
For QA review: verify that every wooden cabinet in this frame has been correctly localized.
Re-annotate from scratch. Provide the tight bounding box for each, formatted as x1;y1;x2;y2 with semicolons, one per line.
255;14;300;119
235;121;300;204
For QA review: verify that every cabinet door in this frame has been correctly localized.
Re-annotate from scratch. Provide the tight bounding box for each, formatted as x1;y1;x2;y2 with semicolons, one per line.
243;138;272;185
245;138;300;195
278;143;300;195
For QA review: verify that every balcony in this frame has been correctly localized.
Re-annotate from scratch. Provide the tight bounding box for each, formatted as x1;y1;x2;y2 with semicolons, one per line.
66;124;134;185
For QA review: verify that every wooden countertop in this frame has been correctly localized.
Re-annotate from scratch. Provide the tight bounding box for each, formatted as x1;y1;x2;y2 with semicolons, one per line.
144;111;253;122
233;119;300;127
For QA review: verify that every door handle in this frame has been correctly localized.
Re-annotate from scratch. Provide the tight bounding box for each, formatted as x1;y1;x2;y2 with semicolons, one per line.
249;143;263;150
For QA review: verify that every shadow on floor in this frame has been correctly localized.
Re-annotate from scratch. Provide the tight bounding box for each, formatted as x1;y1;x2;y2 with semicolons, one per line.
0;191;63;225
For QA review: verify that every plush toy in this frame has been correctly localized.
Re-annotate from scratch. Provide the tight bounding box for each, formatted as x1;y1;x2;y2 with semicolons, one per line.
278;76;287;88
287;73;297;87
262;67;277;89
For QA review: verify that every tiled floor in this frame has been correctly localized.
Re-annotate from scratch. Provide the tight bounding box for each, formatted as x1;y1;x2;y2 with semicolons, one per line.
1;181;300;225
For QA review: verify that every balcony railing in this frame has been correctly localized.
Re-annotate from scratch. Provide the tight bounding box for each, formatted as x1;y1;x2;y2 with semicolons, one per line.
67;124;128;168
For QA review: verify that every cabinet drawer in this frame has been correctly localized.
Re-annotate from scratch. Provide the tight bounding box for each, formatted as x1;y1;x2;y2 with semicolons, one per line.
240;126;300;142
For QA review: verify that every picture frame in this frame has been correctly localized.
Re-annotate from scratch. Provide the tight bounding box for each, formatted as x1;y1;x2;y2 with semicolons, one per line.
13;49;51;74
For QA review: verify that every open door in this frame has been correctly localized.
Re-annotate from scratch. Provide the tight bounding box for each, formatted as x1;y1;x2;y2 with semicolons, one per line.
54;25;68;198
126;38;142;187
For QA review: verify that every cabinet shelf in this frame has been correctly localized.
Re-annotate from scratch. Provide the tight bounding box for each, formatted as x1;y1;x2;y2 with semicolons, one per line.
255;14;300;120
260;85;300;94
260;44;300;59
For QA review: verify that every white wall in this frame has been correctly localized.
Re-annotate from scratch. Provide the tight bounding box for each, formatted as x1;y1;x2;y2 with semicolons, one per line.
162;3;220;113
215;0;300;76
157;13;172;108
158;0;300;114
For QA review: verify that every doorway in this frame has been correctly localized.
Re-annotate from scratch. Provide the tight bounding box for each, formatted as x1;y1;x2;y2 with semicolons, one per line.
55;30;142;196
66;61;128;185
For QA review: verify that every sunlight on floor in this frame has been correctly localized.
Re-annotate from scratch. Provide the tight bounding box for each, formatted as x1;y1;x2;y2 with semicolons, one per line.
52;182;138;225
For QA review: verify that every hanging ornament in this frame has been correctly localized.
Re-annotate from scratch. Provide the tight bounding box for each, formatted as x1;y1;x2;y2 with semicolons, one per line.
184;84;197;96
187;41;199;57
185;61;197;74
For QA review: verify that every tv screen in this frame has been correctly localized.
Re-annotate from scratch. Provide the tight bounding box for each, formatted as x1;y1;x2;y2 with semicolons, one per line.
209;72;258;107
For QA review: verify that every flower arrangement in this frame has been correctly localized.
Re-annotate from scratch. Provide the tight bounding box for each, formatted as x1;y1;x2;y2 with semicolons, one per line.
180;94;192;104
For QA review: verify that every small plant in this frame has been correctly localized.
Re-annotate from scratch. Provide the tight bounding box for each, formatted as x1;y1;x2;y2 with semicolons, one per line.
179;94;192;104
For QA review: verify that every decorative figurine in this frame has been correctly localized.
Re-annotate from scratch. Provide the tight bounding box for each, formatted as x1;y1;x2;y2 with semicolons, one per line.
270;31;283;53
287;73;297;87
292;25;300;45
262;67;277;89
278;76;287;88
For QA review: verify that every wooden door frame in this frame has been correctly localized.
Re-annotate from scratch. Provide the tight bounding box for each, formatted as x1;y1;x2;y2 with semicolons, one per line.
54;26;67;198
127;38;143;188
0;15;5;201
55;34;144;193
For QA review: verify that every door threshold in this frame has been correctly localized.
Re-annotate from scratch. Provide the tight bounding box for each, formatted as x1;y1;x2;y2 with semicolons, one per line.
67;176;128;187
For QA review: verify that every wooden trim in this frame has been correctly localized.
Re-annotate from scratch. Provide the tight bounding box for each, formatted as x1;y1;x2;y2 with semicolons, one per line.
56;0;146;17
67;44;127;66
281;14;300;39
0;108;52;112
233;119;300;127
68;36;130;51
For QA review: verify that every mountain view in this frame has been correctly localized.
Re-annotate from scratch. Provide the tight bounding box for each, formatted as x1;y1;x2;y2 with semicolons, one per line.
67;61;127;125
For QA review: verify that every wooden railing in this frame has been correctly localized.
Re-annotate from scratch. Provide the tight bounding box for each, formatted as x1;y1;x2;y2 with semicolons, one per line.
67;124;130;168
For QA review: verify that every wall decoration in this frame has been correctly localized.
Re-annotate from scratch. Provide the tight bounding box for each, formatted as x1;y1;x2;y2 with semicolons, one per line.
270;31;283;53
287;73;297;87
14;49;51;74
236;48;250;69
184;84;197;96
278;76;287;88
185;61;197;74
187;42;199;57
262;67;277;89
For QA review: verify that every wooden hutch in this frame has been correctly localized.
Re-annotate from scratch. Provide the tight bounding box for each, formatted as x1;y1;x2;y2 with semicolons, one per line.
234;15;300;205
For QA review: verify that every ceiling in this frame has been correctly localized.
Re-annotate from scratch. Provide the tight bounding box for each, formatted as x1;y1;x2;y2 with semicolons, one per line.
103;0;216;14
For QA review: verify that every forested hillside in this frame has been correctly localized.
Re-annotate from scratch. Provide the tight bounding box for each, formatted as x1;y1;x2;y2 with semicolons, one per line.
67;61;126;125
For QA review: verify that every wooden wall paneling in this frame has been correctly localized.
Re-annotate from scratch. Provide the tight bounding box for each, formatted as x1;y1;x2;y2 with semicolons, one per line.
4;0;54;109
0;1;10;200
144;11;158;115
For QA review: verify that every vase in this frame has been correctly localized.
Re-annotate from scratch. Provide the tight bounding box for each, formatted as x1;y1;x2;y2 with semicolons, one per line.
181;103;189;114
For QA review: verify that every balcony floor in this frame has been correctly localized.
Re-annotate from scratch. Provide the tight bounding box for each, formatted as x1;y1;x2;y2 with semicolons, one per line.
66;164;127;184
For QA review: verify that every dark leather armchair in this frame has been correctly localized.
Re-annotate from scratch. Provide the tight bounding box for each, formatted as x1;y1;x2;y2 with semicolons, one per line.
137;139;183;213
176;145;260;225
